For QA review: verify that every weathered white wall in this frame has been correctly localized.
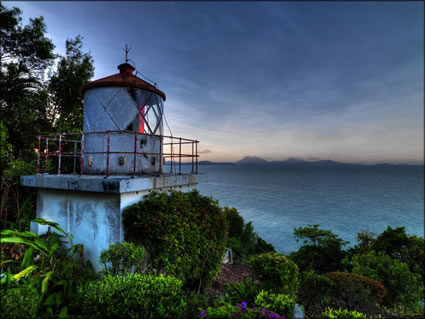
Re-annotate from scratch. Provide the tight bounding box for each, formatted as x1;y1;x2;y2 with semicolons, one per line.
32;189;121;272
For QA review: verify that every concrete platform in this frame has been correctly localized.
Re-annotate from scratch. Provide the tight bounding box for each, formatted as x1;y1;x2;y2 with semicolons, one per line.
21;173;207;193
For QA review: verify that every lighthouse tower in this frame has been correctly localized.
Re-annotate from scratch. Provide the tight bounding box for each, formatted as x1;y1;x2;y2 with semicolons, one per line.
21;53;205;271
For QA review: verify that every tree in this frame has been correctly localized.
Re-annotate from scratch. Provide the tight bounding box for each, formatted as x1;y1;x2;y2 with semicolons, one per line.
0;3;55;166
49;36;94;132
290;225;349;274
370;226;424;276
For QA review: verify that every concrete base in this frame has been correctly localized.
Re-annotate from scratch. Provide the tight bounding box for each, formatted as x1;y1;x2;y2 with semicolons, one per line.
22;173;207;272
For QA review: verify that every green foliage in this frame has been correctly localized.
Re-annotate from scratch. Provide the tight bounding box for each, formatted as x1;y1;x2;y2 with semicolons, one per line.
351;250;423;310
123;190;229;291
49;35;94;132
223;207;275;261
325;272;386;314
201;301;285;318
100;241;145;276
201;302;241;318
249;252;299;297
298;271;334;316
371;226;424;276
75;274;186;319
184;290;211;319
319;307;367;319
224;278;260;305
290;224;348;274
224;207;245;238
1;218;95;318
0;286;40;319
254;290;296;319
0;3;55;167
0;4;94;229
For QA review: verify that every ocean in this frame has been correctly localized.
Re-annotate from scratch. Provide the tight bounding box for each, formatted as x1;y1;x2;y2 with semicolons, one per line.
194;164;424;255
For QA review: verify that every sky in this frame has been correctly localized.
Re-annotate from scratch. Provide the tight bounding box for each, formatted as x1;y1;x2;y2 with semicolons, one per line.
7;1;424;164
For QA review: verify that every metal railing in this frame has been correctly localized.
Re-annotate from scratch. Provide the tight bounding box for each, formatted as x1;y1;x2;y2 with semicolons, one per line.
35;130;199;177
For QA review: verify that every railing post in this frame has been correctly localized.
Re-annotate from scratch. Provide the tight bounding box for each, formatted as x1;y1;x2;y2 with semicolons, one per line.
196;141;198;174
58;134;62;175
170;139;173;174
191;141;194;174
73;141;77;174
133;132;137;177
159;135;163;175
179;137;182;175
44;138;49;174
37;136;41;175
80;133;85;176
106;132;110;177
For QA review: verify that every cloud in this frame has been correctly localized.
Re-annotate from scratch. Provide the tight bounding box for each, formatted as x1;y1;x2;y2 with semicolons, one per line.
328;153;340;158
198;149;212;154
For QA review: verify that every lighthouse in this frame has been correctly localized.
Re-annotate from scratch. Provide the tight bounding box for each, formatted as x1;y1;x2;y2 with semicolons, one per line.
21;53;206;271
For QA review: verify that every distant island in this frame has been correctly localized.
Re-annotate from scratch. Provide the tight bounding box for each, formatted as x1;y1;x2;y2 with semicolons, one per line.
179;156;423;167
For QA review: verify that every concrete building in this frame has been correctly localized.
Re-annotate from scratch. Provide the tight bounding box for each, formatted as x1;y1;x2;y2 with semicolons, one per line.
21;58;205;272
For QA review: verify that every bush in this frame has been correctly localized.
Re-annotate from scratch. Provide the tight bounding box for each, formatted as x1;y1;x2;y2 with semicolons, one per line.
0;286;39;319
224;278;260;305
319;307;367;319
254;290;295;319
224;207;275;261
75;274;186;319
298;271;334;316
100;241;145;275
122;190;228;290
200;301;285;318
325;272;386;314
249;252;299;297
351;250;423;309
224;207;245;239
184;290;210;319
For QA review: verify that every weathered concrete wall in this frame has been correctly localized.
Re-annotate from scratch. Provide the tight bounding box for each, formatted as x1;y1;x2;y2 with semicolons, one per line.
31;189;121;272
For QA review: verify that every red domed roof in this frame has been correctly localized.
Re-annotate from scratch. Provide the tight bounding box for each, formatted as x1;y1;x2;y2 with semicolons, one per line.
82;63;166;101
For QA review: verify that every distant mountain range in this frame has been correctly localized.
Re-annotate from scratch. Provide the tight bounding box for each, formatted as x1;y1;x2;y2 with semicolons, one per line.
192;156;423;167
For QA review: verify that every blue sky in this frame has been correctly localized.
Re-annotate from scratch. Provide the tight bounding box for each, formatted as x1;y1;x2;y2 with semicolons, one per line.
8;1;424;164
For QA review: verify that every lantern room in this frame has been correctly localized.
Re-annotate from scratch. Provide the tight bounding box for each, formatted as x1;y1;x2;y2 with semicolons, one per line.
81;62;166;175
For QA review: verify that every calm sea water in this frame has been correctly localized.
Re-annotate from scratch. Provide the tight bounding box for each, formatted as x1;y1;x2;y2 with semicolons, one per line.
194;165;424;255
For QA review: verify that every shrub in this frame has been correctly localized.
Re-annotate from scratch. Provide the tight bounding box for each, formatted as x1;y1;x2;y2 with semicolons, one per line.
351;250;423;309
0;286;39;319
319;307;367;319
254;290;295;319
223;207;275;261
75;274;186;319
325;272;386;314
249;252;299;297
184;290;210;319
224;278;261;305
200;301;285;318
224;206;245;239
100;241;145;275
298;271;334;316
122;190;228;290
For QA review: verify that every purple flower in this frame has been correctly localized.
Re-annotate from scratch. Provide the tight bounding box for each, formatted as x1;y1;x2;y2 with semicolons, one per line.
200;310;207;317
